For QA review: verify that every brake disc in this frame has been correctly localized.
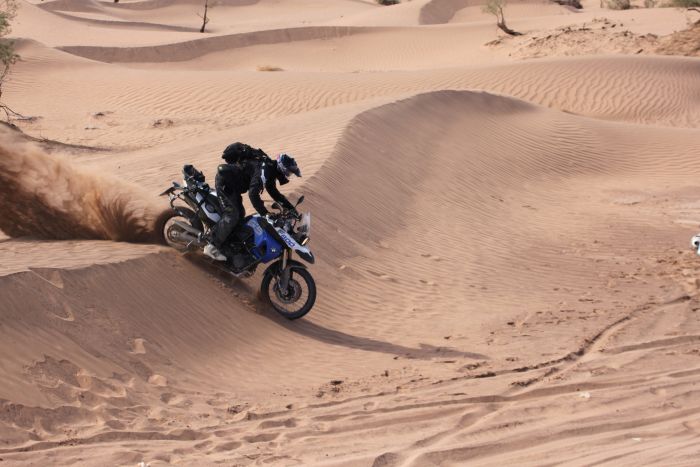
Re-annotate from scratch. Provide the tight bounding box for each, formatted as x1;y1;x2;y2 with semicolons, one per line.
276;279;302;304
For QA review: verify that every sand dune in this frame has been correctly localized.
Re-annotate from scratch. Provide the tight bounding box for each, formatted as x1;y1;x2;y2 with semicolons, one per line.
2;89;700;464
3;0;700;465
8;52;697;158
60;26;377;63
419;0;571;25
48;10;199;32
39;0;259;12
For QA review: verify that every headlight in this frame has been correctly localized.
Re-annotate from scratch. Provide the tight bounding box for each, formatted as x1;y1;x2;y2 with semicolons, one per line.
300;235;310;246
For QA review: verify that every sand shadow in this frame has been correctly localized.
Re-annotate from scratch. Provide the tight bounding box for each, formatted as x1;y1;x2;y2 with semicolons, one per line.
186;254;489;361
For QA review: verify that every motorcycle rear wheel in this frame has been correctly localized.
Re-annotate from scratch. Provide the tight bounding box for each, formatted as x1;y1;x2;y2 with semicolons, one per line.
261;265;316;320
155;207;202;250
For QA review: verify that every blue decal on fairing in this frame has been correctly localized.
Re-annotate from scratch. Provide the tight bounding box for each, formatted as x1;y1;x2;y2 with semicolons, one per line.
247;217;283;263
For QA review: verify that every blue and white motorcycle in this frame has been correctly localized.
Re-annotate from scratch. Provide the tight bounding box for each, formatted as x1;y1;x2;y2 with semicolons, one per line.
158;164;316;319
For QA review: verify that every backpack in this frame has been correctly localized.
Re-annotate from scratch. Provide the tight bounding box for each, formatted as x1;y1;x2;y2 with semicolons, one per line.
222;142;270;165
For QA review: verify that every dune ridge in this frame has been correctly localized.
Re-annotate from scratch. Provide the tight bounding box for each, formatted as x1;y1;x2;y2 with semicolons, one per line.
59;26;377;63
9;54;697;156
419;0;472;25
39;0;259;13
48;10;198;32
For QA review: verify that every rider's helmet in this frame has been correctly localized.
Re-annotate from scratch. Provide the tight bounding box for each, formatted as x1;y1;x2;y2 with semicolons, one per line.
277;153;301;179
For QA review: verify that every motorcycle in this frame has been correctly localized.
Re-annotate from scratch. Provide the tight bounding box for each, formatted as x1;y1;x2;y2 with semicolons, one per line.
158;164;316;320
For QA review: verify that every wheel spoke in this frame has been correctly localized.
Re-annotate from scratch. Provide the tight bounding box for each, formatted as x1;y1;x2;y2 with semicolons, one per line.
268;273;309;315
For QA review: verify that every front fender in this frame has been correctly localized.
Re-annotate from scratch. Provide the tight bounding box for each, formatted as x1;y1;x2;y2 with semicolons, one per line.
274;227;315;264
263;259;308;278
294;249;315;264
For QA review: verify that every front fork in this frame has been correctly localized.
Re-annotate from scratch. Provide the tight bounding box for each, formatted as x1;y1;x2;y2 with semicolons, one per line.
279;249;292;291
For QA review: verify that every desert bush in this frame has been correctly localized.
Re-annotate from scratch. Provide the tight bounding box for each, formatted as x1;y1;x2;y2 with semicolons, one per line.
376;0;400;5
483;0;522;35
0;0;19;120
644;0;656;6
605;0;631;9
198;0;210;33
257;65;284;72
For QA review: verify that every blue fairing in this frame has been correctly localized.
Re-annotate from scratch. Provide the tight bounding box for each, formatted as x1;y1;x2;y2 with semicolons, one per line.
246;216;284;263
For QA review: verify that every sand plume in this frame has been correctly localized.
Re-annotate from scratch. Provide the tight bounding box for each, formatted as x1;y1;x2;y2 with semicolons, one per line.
0;128;157;242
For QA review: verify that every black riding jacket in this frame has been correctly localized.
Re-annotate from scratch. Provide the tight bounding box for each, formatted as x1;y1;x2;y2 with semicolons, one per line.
215;158;294;217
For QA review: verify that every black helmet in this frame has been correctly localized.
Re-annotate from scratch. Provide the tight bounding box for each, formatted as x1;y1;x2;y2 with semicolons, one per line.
222;142;251;164
276;153;301;178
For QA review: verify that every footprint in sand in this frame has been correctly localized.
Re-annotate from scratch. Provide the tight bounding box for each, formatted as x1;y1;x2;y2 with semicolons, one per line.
214;441;241;452
56;303;76;321
258;418;298;429
75;369;94;390
683;420;700;433
243;432;279;443
363;401;379;411
32;269;64;289
367;270;398;282
130;338;147;354
148;374;168;387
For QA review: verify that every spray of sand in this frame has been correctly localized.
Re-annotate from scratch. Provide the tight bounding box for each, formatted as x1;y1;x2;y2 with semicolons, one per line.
0;127;158;242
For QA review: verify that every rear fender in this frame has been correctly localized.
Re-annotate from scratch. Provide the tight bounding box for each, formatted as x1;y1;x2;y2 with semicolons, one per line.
173;207;204;232
174;206;193;218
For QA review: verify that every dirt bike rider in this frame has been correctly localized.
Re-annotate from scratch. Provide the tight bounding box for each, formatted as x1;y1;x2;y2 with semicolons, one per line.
203;142;302;263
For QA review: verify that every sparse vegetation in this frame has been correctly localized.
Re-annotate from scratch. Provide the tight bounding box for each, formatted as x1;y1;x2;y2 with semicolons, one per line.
483;0;522;36
0;0;20;121
605;0;631;9
644;0;657;7
376;0;400;4
257;65;284;72
198;0;210;33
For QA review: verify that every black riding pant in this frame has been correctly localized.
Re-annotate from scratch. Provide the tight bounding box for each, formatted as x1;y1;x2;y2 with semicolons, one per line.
212;194;245;248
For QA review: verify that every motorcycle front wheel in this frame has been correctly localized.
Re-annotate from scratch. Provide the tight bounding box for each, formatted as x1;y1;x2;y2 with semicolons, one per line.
261;265;316;320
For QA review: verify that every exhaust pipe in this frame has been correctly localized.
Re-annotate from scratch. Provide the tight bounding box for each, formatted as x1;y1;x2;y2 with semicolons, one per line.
172;220;204;246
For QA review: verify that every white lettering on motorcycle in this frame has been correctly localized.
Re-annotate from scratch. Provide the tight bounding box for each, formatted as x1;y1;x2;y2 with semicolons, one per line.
278;230;296;248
